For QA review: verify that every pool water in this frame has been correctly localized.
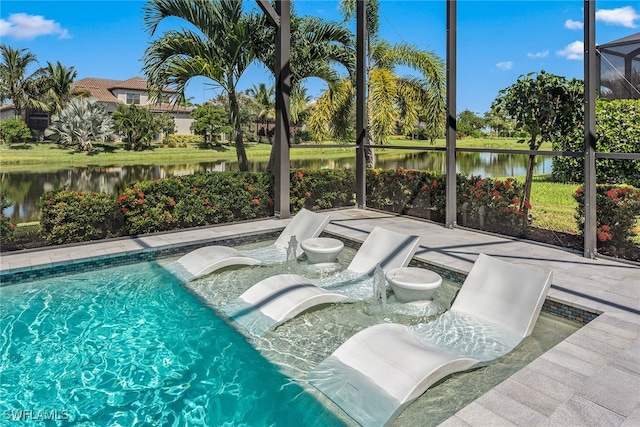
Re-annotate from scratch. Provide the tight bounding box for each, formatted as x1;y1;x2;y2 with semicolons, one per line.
0;262;346;426
183;243;582;427
2;240;582;427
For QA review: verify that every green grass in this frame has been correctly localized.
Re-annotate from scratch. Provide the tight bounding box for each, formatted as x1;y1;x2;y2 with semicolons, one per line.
529;177;580;233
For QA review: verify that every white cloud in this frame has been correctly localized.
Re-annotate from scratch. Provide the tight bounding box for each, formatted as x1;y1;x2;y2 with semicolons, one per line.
596;6;639;28
557;41;583;60
527;50;549;59
496;61;513;71
564;19;584;30
0;13;71;40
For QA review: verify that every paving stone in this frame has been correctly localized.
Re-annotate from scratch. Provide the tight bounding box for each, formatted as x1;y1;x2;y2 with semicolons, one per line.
526;358;591;390
455;402;517;427
578;365;640;417
437;416;472;427
475;389;547;426
539;345;603;377
493;378;563;417
541;394;625;427
509;367;576;403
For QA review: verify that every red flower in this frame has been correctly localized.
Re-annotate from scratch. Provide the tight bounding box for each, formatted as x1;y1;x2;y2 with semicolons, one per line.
138;192;144;198
600;224;611;232
475;180;484;187
420;185;428;191
431;181;438;189
169;199;176;207
512;197;520;205
522;200;532;210
142;212;148;217
137;199;144;205
305;192;311;198
203;198;209;205
46;200;52;205
296;171;304;180
597;231;612;242
253;198;260;205
575;187;583;196
247;186;253;191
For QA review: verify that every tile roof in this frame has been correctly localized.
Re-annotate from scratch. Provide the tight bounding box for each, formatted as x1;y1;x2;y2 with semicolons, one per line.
72;77;192;113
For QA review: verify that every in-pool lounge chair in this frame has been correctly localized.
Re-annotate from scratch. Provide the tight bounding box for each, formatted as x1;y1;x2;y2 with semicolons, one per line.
171;208;330;280
222;226;421;336
307;253;553;427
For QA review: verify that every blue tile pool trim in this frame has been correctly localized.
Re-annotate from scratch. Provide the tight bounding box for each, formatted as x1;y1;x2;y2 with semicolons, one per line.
1;229;598;325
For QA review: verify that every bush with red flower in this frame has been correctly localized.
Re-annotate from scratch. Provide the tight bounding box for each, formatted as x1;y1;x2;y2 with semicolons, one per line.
39;189;122;244
574;184;640;256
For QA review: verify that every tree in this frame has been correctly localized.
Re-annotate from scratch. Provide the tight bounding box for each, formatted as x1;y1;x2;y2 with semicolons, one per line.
142;0;262;171
492;71;583;220
0;117;32;144
309;0;446;167
36;61;78;116
456;109;486;138
0;45;45;118
45;98;115;151
247;82;275;143
190;103;231;147
112;104;159;151
156;113;176;142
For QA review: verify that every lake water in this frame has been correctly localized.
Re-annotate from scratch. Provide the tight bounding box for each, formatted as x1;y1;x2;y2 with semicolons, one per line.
1;151;552;223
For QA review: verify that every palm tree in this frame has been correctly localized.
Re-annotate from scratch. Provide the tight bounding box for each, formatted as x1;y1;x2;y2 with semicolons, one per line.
310;0;446;167
142;0;261;171
247;82;275;143
0;45;44;119
37;61;78;116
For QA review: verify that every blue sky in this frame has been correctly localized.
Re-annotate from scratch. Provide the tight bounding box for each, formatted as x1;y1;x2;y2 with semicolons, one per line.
1;0;638;114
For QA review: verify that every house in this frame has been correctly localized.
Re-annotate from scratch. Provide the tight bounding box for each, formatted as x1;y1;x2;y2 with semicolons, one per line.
72;76;195;134
0;76;195;139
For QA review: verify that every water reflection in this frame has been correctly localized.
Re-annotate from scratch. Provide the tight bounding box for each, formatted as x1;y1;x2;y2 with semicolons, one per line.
1;151;551;223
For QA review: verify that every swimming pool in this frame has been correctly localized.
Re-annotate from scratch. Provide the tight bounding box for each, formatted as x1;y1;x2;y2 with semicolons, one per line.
1;241;582;427
0;261;347;426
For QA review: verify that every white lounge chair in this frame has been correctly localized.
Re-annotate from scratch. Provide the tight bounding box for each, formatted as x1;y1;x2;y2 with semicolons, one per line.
307;253;553;427
170;208;330;280
222;226;421;336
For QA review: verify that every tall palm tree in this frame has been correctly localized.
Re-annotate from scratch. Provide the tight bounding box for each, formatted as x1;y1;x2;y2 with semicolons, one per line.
37;61;78;116
0;45;43;118
247;82;275;142
142;0;261;171
310;0;446;167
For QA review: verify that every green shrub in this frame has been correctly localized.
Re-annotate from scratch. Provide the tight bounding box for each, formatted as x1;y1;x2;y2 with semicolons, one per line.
117;172;273;235
164;134;203;146
1;191;15;242
574;184;640;257
553;99;640;186
365;169;447;222
290;169;355;211
458;174;527;230
0;117;32;145
39;190;122;244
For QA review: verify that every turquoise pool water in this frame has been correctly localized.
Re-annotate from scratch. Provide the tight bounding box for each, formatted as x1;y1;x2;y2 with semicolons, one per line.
0;262;346;426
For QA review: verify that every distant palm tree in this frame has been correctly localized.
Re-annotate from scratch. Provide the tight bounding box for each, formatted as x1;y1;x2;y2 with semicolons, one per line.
37;61;78;116
310;0;446;167
142;0;261;171
0;44;45;118
247;82;275;142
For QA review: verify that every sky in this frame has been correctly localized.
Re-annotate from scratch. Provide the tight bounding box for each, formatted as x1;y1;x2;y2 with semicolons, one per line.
1;0;639;115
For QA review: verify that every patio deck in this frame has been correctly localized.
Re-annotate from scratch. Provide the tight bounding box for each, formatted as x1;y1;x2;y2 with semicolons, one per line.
1;207;638;426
